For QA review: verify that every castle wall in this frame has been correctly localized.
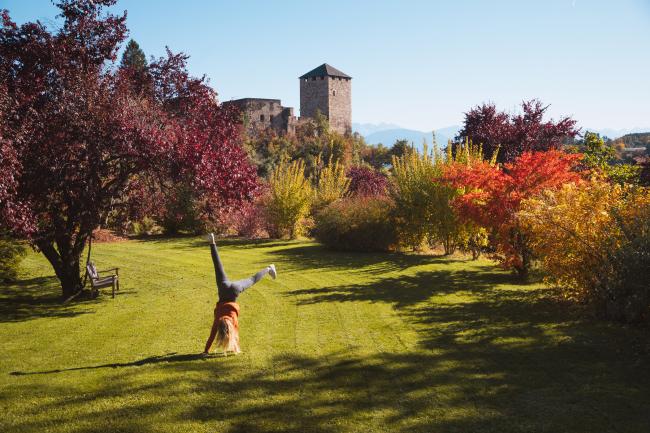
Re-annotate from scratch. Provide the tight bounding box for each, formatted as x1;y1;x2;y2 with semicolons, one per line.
223;98;295;135
327;77;352;134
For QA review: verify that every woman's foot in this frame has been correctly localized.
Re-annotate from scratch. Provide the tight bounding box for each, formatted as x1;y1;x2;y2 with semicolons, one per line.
268;264;277;279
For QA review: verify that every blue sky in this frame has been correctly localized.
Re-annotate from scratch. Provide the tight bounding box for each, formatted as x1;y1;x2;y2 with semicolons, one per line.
4;0;650;131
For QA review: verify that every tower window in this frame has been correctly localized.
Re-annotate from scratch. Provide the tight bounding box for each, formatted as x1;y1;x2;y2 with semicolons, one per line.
333;90;336;96
260;114;265;121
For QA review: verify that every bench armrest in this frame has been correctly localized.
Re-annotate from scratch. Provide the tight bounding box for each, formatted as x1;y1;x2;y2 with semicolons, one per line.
97;267;119;274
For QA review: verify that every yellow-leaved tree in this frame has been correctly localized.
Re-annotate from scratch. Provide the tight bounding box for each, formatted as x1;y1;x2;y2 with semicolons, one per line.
391;142;440;250
266;159;312;239
519;180;650;322
312;154;350;213
391;138;492;255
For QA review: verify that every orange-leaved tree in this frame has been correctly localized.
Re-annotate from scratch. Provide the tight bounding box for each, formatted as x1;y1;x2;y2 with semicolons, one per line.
444;150;582;278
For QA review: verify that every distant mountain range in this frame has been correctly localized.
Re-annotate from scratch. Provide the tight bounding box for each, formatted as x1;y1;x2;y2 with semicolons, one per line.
354;123;650;149
353;123;461;150
581;127;650;140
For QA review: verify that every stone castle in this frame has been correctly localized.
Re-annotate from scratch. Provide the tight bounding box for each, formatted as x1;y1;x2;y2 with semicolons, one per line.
223;64;352;135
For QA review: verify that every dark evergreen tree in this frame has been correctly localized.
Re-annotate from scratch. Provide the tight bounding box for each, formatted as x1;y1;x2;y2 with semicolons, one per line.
120;39;147;71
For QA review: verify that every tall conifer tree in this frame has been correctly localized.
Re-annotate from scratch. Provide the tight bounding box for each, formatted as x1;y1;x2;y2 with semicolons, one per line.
120;39;147;71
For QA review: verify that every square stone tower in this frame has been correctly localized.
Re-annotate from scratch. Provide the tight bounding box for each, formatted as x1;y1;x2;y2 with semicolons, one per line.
299;64;352;134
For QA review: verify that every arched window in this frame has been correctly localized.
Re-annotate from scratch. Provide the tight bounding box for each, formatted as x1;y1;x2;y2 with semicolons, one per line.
333;90;336;96
260;114;264;121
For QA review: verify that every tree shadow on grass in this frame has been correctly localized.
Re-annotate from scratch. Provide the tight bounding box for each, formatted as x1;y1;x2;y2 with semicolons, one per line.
271;242;470;276
288;266;529;308
7;316;650;433
9;352;212;376
5;241;649;431
0;276;99;323
5;272;650;432
134;235;291;251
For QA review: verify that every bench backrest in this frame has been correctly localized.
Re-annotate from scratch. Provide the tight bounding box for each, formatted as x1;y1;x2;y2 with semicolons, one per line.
86;262;98;280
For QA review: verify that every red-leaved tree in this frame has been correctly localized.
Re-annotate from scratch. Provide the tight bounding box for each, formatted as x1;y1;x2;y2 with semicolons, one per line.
346;166;388;197
455;100;579;163
443;150;582;277
0;1;258;298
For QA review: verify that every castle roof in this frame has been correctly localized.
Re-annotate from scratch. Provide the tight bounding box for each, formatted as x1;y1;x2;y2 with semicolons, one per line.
223;98;281;104
299;63;351;79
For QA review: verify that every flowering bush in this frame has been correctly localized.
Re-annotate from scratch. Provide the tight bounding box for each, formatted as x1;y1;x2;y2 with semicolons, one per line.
347;166;388;197
519;181;650;321
314;196;397;252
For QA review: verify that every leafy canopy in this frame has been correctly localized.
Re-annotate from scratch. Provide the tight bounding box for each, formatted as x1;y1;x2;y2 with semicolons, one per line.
444;150;582;276
455;99;579;163
0;0;258;296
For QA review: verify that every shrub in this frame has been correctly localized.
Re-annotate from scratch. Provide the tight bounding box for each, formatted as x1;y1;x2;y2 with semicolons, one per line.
314;196;397;252
218;193;269;239
0;236;26;282
347;166;388;197
457;224;490;260
265;159;312;239
128;216;160;236
519;181;650;321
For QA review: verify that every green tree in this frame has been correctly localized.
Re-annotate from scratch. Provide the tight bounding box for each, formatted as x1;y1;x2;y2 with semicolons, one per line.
0;235;26;282
390;139;412;159
120;39;147;71
580;132;640;185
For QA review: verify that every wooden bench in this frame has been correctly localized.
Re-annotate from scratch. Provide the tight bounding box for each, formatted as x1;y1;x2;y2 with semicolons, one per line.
86;262;119;298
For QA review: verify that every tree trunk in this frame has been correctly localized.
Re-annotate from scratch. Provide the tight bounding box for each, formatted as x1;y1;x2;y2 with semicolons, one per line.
515;246;531;280
443;235;456;256
58;254;83;299
38;241;84;299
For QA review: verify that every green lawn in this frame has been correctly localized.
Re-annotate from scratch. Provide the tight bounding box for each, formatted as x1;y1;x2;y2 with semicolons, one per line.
1;237;649;433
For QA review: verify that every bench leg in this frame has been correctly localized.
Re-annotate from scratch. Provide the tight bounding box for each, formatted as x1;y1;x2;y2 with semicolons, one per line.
112;281;115;298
